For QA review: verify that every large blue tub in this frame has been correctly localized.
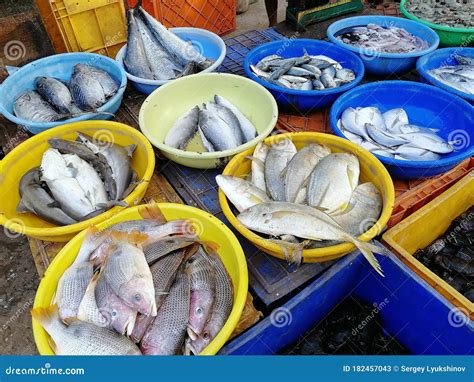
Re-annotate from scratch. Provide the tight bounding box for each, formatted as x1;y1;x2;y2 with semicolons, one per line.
330;81;474;179
243;39;365;114
0;53;127;135
220;245;473;355
327;16;439;76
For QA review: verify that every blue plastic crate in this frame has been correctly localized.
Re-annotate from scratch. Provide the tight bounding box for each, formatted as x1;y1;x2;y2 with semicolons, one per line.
219;244;474;355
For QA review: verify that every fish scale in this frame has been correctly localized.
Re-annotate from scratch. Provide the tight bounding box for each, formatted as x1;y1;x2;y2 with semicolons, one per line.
140;270;190;355
144;237;195;265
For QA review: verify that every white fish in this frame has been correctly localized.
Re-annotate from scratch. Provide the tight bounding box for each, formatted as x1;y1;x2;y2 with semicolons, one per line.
265;138;297;201
216;175;270;212
250;142;269;192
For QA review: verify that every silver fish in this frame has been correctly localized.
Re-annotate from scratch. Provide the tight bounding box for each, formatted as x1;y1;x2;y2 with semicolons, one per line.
75;64;119;98
31;305;141;355
205;102;244;146
17;168;77;226
69;64;106;111
35;76;78;114
216;175;270;212
13;91;61;122
198;109;240;151
214;95;257;142
250;141;268;192
265;138;297;202
164;106;200;150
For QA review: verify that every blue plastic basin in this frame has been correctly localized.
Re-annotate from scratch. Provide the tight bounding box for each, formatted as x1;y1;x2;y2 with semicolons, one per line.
330;81;474;179
243;39;365;114
417;47;474;105
115;27;226;94
327;16;440;76
220;245;474;355
0;53;127;135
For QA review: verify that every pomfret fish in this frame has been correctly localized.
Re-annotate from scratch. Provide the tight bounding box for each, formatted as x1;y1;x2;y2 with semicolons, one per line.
31;305;141;355
17;168;77;226
308;153;360;215
216;175;270;213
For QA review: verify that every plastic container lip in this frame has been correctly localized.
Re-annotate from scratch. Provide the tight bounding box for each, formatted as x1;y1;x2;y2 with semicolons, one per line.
327;15;440;59
416;48;474;102
330;80;474;169
116;27;227;86
243;39;365;96
0;52;127;129
400;0;474;33
138;72;279;159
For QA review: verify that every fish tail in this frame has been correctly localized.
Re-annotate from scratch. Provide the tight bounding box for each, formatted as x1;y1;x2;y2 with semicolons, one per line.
344;235;384;277
139;202;166;223
31;304;60;327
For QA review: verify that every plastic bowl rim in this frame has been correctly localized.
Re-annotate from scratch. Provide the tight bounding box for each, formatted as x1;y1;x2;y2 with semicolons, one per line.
327;15;440;59
329;80;474;169
400;0;474;33
243;39;366;96
115;27;227;86
138;72;279;159
0;52;127;129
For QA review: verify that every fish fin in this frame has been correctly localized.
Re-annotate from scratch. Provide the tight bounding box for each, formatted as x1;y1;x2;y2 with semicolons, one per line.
344;235;384;277
269;240;305;266
200;240;221;254
79;208;107;221
96;200;128;209
139;202;166;223
66;163;79;177
109;230;149;246
125;144;136;157
16;197;33;213
245;155;265;168
31;304;59;326
47;201;61;208
346;165;358;190
183;243;201;261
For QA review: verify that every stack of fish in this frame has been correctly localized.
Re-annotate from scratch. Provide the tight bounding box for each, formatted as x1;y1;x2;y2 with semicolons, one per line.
31;205;234;355
336;24;429;54
164;95;257;152
13;64;119;122
405;0;474;29
125;4;213;81
428;55;474;95
337;107;455;160
17;132;136;225
250;53;356;90
416;207;473;302
216;139;384;275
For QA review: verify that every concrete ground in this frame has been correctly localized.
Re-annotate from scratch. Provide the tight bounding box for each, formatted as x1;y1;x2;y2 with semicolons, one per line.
0;1;286;355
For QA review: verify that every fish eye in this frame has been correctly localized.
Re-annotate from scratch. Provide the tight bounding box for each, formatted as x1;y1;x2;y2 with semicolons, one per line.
195;307;203;316
134;293;142;302
111;310;117;317
202;332;210;340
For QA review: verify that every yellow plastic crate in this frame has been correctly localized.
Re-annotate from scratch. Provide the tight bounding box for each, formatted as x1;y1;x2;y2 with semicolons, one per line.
36;0;127;58
383;171;474;319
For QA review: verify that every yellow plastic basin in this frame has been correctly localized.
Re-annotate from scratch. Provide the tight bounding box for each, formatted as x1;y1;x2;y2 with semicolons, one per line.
219;132;395;262
0;121;155;242
139;73;278;169
33;203;248;355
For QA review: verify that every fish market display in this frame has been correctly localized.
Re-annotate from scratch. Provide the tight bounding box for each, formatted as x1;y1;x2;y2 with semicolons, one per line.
337;106;454;160
16;132;137;225
164;95;257;152
428;55;474;95
415;207;473;302
336;23;429;54
124;4;213;81
13;65;119;122
405;0;474;29
250;53;356;90
282;297;409;355
216;139;384;275
32;204;234;355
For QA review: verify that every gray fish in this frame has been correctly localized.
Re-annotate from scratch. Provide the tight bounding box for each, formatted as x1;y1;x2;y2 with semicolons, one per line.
141;270;190;355
124;9;154;80
320;72;337;88
216;175;270;213
143;236;196;265
455;55;474;66
265;138;297;201
164;106;200;150
406;0;473;29
75;64;119;98
394;145;441;161
17;168;77;226
214;96;257;142
335;68;355;83
35;76;77;114
70;64;106;111
135;14;180;80
366;123;408;147
269;60;296;81
13;91;61;122
205;102;244;146
198;109;240;151
76;133;136;200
